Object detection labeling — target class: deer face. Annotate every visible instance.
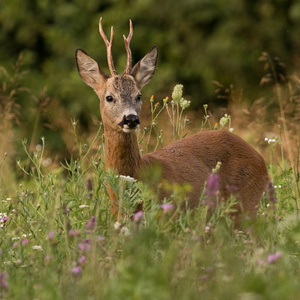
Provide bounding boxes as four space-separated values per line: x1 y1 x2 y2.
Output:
99 75 142 133
76 18 158 134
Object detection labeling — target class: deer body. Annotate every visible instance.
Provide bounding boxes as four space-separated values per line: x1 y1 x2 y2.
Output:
76 18 270 217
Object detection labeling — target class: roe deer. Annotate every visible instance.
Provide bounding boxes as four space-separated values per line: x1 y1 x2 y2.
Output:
76 18 272 219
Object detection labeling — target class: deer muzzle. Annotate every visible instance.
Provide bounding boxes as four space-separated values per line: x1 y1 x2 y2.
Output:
118 114 140 133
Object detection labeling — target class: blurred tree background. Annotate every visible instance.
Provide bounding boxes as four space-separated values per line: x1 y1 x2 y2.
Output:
1 0 300 160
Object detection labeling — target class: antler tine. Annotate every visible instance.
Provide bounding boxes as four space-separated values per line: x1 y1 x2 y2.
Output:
123 19 133 75
99 17 117 76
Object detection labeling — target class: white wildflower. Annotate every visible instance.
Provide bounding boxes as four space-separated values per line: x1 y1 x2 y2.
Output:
79 205 89 209
179 98 191 109
114 222 122 230
219 114 231 127
118 175 137 183
121 226 131 236
32 245 43 251
35 144 42 152
172 84 184 104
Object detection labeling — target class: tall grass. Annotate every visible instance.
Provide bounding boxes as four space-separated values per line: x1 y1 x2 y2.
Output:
0 55 300 299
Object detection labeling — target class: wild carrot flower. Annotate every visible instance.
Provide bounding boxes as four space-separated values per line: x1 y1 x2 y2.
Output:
79 204 89 209
114 222 122 230
32 245 43 251
118 175 137 182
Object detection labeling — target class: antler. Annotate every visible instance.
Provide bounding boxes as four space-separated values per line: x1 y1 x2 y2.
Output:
99 17 118 76
123 20 133 75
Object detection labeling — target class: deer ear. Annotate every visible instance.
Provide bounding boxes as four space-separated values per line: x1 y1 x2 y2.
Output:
131 46 158 90
76 49 109 89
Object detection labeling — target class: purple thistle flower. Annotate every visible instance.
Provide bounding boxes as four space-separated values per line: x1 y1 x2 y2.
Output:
13 242 18 248
258 260 265 266
205 173 219 197
69 229 78 237
78 243 85 251
47 231 55 240
133 210 143 222
72 266 82 274
0 272 8 291
22 239 29 246
97 236 105 242
267 252 281 263
160 204 174 213
78 256 86 265
78 239 91 251
86 216 96 230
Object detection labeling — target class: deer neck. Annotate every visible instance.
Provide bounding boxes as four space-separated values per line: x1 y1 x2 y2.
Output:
104 127 142 178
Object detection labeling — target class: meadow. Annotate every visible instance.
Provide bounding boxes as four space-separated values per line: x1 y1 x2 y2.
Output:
0 55 300 300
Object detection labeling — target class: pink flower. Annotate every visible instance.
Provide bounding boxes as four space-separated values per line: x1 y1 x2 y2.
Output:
78 256 86 265
133 211 143 222
78 239 91 251
160 204 174 213
0 272 8 291
85 216 96 230
69 229 78 237
267 252 281 263
78 243 85 251
22 239 29 246
97 236 105 242
47 231 55 240
205 173 219 197
258 260 265 266
72 266 82 274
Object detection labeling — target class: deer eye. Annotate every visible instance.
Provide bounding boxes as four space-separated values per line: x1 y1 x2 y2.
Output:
136 94 142 102
106 96 113 102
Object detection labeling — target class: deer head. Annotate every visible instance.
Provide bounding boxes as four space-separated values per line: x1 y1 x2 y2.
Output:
76 18 158 133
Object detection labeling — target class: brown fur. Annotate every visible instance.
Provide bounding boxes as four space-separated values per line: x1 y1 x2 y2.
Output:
76 18 270 219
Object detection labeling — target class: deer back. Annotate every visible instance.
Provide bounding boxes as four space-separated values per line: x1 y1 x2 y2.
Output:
141 130 269 215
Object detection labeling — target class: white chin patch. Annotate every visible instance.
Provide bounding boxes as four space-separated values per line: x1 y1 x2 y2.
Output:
122 124 140 133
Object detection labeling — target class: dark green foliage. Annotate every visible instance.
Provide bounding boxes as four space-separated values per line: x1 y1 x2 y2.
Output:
1 0 300 112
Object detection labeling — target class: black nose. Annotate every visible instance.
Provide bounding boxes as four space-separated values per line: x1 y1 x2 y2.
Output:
120 114 140 129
